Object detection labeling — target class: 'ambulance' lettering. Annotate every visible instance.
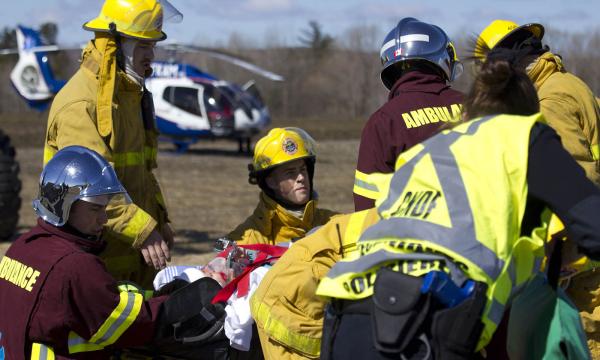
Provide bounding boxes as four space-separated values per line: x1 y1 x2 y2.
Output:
0 256 41 292
402 104 463 129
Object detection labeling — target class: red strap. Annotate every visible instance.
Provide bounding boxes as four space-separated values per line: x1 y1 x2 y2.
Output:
235 253 268 297
215 244 288 258
212 256 272 303
238 244 288 257
211 244 289 304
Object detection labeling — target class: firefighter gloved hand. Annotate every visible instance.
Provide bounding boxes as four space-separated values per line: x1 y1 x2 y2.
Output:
141 229 171 270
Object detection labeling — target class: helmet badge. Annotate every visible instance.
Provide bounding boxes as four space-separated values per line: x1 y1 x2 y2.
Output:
282 138 298 155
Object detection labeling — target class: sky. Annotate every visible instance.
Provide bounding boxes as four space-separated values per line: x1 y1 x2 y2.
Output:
0 0 598 49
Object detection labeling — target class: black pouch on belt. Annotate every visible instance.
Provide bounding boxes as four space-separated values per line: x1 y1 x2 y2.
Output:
371 267 431 353
430 281 488 360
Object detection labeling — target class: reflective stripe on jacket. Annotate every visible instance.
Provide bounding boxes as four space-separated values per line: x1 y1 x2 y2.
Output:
30 343 54 360
318 114 549 350
228 191 337 245
45 40 169 286
250 209 380 358
352 170 392 202
0 221 163 359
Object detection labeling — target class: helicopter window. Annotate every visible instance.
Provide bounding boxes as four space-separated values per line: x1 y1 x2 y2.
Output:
163 86 202 116
203 85 233 114
243 82 265 108
217 85 253 118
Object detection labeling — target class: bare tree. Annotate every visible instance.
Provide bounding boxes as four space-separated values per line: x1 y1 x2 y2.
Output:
39 22 58 45
0 27 16 50
336 25 385 119
298 21 334 56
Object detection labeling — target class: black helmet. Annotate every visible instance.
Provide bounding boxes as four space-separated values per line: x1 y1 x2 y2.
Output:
380 17 463 90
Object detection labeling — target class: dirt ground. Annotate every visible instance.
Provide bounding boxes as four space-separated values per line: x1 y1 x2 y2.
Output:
0 135 359 266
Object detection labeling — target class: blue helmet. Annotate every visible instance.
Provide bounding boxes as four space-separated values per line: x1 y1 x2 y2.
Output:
380 18 463 90
33 146 129 226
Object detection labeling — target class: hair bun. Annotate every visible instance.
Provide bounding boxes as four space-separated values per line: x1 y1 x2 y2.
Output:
478 59 513 95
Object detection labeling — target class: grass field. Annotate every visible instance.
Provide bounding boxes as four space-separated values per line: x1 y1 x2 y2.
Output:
0 112 363 266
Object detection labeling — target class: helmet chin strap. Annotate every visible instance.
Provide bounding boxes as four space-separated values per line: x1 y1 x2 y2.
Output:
108 23 125 71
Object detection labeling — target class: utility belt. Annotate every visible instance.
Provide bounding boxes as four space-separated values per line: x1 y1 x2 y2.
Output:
321 267 488 360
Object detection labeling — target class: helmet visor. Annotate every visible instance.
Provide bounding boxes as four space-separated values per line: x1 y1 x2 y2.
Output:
160 0 183 23
81 193 132 207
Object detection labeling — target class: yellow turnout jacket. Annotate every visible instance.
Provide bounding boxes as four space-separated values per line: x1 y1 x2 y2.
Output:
228 192 337 245
529 52 600 186
250 209 380 359
45 39 169 287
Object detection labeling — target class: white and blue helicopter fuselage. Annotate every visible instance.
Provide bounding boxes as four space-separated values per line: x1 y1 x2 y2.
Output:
4 26 274 153
147 61 271 151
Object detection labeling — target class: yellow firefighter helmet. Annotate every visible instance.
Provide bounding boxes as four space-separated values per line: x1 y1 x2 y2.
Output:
250 127 316 180
474 19 544 60
83 0 182 41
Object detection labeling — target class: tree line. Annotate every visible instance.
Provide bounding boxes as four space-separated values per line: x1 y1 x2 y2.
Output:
0 22 599 138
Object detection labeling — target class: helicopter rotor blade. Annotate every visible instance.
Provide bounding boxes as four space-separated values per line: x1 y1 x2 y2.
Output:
164 44 284 82
0 48 18 55
0 45 82 55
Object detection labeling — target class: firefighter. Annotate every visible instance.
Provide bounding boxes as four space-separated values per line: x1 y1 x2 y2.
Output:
227 127 337 245
353 17 464 211
475 20 600 356
0 146 168 359
315 53 600 359
474 19 600 186
44 0 183 288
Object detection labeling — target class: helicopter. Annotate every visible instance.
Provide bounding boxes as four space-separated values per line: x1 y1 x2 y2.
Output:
1 25 284 153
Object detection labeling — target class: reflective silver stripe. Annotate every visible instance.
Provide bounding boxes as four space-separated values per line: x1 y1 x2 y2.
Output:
39 344 48 360
380 39 396 57
68 293 137 348
488 298 505 326
368 116 504 279
400 34 429 43
378 116 490 214
40 344 48 359
32 343 54 360
505 261 525 300
327 249 447 278
354 177 378 192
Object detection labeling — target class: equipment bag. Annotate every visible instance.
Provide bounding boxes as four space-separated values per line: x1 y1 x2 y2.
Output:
507 240 591 359
152 277 230 360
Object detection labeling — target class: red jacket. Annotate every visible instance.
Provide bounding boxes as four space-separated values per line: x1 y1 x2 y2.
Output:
0 219 165 359
354 70 464 211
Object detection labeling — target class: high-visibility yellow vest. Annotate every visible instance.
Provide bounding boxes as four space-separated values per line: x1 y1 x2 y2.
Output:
546 215 600 282
317 113 549 350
